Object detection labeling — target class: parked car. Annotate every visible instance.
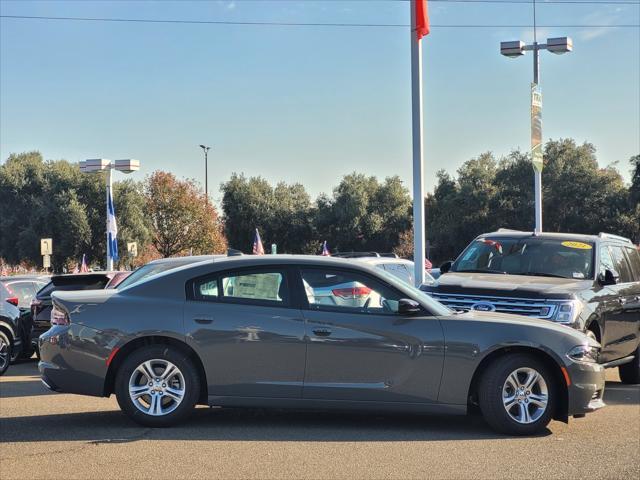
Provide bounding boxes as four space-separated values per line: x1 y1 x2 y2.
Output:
1 275 50 359
40 254 605 435
29 272 127 355
116 255 221 290
0 282 23 374
332 252 435 285
421 230 640 384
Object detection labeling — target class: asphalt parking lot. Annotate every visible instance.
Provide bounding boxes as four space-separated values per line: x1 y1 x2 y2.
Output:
1 361 638 480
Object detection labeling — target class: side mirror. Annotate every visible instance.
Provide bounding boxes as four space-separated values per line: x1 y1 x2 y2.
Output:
598 269 619 286
398 298 422 315
440 261 453 274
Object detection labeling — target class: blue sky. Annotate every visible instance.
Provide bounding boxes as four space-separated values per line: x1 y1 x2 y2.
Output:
1 0 639 203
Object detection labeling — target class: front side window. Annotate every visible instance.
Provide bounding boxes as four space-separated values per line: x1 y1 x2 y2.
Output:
599 246 615 276
301 268 403 315
609 246 634 283
453 237 595 280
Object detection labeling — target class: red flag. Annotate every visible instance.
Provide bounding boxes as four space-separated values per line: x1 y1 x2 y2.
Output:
415 0 430 40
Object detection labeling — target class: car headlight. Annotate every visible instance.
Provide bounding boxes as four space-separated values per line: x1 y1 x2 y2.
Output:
567 344 599 363
552 300 582 324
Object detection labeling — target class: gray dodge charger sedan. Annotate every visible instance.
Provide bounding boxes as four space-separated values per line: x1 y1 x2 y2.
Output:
39 254 605 435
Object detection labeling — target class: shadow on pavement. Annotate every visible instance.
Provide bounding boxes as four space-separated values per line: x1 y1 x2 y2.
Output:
0 379 54 398
604 381 640 406
0 407 548 444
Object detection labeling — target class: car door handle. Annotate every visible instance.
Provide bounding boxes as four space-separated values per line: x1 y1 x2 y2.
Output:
194 317 214 325
312 328 332 337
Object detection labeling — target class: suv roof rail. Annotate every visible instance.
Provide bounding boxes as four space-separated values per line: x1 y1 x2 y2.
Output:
332 252 381 258
227 248 244 257
598 232 632 244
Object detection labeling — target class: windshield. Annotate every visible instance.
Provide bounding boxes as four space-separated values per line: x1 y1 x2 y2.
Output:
452 237 595 280
375 267 452 316
117 259 198 289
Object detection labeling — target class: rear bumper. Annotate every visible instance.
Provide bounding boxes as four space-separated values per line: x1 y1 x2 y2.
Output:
38 324 115 397
566 360 606 416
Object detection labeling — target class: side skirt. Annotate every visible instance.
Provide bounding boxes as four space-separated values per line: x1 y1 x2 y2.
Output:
207 396 468 415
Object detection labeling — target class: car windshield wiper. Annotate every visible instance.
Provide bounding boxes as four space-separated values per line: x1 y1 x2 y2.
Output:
455 269 507 274
516 271 568 279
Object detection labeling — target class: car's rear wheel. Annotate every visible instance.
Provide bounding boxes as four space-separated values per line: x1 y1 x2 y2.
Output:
478 353 556 435
0 332 11 376
618 346 640 385
114 345 200 427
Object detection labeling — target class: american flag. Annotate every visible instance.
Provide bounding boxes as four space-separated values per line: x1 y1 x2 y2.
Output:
252 228 265 255
80 254 89 272
321 241 330 256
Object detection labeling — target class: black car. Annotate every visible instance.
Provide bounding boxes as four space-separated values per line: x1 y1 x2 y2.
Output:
0 282 23 374
30 272 123 354
421 230 640 384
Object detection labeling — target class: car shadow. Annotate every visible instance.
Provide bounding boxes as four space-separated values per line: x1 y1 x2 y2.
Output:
0 379 55 398
604 381 640 406
0 406 552 444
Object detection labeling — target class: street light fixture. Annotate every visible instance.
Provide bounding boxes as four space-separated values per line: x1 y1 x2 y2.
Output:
499 35 572 233
80 158 141 270
199 144 211 200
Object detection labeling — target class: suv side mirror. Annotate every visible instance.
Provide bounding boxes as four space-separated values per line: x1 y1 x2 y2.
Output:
440 261 453 274
398 298 422 315
598 269 619 286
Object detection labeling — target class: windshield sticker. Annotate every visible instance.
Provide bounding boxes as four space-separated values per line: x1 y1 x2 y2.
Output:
479 238 503 254
572 272 585 279
561 241 592 250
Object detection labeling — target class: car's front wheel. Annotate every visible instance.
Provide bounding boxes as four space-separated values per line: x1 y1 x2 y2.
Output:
0 331 11 376
618 346 640 385
478 353 556 435
114 345 200 427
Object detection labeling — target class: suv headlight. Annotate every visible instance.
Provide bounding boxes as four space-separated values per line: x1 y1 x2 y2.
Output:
567 344 599 363
552 300 582 324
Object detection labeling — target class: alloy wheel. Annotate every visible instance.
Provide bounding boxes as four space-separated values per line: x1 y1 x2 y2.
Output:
502 367 549 424
0 337 9 371
128 359 186 416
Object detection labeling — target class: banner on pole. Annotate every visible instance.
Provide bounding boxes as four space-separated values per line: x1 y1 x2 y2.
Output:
531 83 543 173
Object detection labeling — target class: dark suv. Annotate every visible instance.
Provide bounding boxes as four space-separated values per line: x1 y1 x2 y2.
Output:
421 230 640 384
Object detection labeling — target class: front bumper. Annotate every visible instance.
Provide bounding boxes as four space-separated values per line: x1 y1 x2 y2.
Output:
565 360 606 416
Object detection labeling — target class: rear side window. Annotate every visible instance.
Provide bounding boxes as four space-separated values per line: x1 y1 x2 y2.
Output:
609 246 634 283
623 247 640 281
192 269 289 306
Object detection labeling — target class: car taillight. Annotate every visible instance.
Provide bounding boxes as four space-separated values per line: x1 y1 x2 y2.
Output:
50 305 70 326
332 286 372 298
6 297 19 307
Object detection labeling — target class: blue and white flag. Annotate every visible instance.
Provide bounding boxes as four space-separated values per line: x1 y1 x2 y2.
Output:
107 188 119 262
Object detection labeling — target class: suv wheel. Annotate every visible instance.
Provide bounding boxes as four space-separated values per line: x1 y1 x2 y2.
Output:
618 346 640 384
0 331 11 376
478 353 556 435
114 345 200 427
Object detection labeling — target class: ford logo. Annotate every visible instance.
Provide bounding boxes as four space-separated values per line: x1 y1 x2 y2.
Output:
471 302 496 312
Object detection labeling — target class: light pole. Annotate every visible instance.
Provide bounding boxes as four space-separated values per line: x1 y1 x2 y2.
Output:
500 35 572 233
199 144 211 200
79 159 140 270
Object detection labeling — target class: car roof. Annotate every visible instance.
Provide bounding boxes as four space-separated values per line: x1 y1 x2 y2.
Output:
480 230 632 244
146 255 223 265
1 275 50 282
352 257 413 265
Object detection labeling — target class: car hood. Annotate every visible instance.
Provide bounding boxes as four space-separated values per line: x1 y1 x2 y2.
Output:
429 272 592 299
448 310 595 345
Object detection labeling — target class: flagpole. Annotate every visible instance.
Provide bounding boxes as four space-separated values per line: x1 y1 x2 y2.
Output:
411 0 426 287
106 166 113 271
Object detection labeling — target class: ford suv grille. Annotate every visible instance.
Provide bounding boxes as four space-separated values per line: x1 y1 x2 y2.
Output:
428 292 557 319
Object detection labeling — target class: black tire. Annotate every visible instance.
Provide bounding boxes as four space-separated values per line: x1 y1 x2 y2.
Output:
618 346 640 385
478 353 556 436
0 331 11 376
114 344 200 427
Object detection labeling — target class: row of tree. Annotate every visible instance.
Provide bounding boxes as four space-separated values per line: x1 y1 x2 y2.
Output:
1 139 638 271
0 152 226 271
